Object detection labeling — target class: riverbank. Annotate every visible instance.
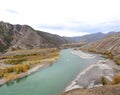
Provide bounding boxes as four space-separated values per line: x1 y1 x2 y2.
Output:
0 48 60 86
63 84 120 95
0 62 50 86
65 50 120 92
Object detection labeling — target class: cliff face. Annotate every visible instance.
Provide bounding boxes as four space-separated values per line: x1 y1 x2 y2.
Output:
0 21 72 52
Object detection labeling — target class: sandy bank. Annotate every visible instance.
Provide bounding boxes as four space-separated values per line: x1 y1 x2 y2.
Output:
65 60 115 91
71 50 95 59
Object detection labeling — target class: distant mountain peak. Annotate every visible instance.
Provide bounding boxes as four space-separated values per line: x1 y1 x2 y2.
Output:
71 32 106 43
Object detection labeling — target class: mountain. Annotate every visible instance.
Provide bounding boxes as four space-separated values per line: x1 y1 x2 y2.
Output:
0 21 72 52
71 32 106 42
81 32 120 64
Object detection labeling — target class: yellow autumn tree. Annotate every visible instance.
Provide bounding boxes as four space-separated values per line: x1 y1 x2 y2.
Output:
0 69 3 78
5 73 15 81
22 65 28 72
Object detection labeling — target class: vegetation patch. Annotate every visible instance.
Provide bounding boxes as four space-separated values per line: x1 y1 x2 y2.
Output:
0 48 60 81
5 58 27 65
0 64 30 80
110 74 120 85
114 57 120 65
101 76 107 85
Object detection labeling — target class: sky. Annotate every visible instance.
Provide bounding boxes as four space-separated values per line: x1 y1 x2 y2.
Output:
0 0 120 37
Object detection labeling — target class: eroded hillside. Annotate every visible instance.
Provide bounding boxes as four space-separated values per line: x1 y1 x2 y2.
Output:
0 21 72 52
81 32 120 65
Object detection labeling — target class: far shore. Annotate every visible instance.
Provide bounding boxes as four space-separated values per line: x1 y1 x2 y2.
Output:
71 50 96 59
65 50 120 92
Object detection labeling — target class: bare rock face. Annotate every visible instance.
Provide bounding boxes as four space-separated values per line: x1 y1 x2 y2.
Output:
0 21 72 52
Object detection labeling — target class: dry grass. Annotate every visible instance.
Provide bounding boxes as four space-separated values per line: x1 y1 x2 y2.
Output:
110 74 120 85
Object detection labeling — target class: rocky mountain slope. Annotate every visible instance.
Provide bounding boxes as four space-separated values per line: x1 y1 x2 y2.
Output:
81 32 120 64
0 21 72 52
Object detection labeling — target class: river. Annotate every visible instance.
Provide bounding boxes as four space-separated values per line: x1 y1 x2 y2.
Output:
0 49 103 95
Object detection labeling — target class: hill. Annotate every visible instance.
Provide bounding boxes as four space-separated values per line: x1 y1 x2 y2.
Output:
81 32 120 64
71 32 106 42
0 21 72 52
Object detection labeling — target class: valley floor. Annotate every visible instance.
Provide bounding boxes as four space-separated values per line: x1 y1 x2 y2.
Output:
0 48 60 86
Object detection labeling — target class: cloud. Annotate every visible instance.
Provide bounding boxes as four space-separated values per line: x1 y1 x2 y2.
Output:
36 19 120 37
39 28 89 37
38 25 65 30
6 9 18 14
68 19 120 34
0 0 120 36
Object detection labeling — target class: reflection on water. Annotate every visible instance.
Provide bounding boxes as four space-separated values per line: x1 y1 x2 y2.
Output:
16 76 28 84
6 76 28 87
0 84 4 87
6 81 15 87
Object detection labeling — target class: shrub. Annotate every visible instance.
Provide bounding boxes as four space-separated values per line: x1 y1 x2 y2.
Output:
5 73 15 81
5 58 27 65
114 59 120 65
14 65 21 74
0 69 4 78
101 76 107 85
104 51 113 59
14 64 30 74
22 65 28 72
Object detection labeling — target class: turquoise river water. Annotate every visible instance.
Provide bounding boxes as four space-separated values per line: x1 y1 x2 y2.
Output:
0 49 103 95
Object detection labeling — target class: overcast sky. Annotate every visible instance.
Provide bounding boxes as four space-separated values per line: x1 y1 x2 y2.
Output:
0 0 120 37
